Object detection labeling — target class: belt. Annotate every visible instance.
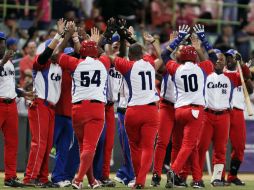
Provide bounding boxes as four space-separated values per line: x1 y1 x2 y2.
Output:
106 101 114 106
190 104 202 108
161 99 174 106
73 100 103 105
147 102 156 106
205 108 230 115
233 107 243 111
117 107 126 114
0 98 14 104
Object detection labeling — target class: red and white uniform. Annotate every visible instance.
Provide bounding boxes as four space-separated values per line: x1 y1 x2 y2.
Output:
198 72 241 180
225 69 246 181
57 53 110 184
153 72 176 176
0 60 19 181
165 60 213 181
24 58 62 184
114 55 159 186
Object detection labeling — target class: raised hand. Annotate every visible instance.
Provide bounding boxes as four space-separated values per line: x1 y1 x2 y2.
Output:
104 18 117 42
57 18 66 35
178 24 190 40
66 21 76 36
169 31 178 43
128 26 136 39
193 24 206 41
143 32 155 43
90 27 100 44
190 33 201 50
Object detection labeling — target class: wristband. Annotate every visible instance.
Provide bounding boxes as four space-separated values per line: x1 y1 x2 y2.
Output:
73 36 79 43
53 33 62 41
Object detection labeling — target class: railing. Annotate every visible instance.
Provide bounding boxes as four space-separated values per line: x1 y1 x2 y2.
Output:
173 0 250 33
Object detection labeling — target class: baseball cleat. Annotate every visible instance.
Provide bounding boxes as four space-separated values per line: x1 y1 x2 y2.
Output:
72 180 83 189
100 178 116 187
150 172 161 187
211 179 224 187
192 180 205 188
228 177 245 186
4 177 25 188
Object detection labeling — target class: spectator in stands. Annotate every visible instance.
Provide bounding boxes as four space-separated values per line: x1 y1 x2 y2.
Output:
235 20 251 62
34 0 51 30
6 37 23 59
214 24 235 51
19 41 37 87
150 0 172 27
0 13 17 37
223 0 238 21
175 4 194 28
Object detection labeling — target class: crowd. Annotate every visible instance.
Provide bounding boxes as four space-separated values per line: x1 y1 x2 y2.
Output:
0 0 254 190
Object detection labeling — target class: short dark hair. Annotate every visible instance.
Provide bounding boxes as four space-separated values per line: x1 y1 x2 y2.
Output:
128 43 143 61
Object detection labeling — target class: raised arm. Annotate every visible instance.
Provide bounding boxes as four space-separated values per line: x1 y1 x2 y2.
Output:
161 25 190 63
190 33 206 61
37 19 65 65
51 21 76 63
143 32 163 71
193 24 217 65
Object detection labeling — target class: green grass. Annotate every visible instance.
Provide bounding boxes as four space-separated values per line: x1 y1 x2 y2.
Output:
0 174 254 189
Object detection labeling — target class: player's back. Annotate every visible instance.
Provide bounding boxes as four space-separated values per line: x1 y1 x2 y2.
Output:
174 62 205 108
127 59 159 106
72 56 108 103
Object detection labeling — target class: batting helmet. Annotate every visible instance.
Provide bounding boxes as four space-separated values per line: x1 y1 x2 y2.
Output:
178 45 197 62
80 40 98 57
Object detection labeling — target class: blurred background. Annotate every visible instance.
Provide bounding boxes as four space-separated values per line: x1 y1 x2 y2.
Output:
0 0 254 174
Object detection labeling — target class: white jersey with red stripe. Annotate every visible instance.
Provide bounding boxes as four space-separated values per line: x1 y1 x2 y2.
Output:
0 60 16 99
205 72 237 110
107 65 123 102
33 63 62 105
160 73 176 103
114 55 159 106
165 60 214 108
57 54 111 103
224 70 245 110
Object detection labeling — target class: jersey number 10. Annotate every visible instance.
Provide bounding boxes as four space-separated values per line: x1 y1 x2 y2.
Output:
181 74 198 92
138 71 152 90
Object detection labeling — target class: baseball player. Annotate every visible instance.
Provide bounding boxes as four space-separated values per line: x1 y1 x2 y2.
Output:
114 80 135 187
197 51 250 186
224 49 253 185
151 31 177 187
108 30 161 188
161 25 214 188
52 23 111 189
0 32 34 188
93 34 122 187
23 21 64 187
51 47 80 187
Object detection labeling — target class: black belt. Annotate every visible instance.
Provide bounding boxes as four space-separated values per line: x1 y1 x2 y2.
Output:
233 107 243 111
161 99 174 106
0 98 14 104
117 107 126 114
205 108 230 115
190 104 202 108
73 100 103 105
147 102 156 106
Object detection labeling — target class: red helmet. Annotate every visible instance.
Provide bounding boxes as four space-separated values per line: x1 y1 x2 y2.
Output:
178 45 197 62
80 40 98 57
